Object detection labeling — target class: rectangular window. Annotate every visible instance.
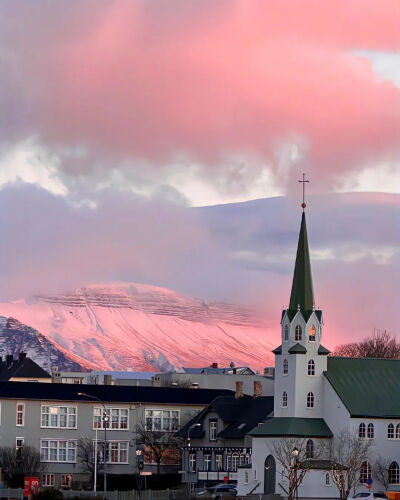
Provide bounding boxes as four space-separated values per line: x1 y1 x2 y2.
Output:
61 474 73 489
189 453 196 472
209 419 217 441
204 454 211 471
108 441 129 463
93 408 129 430
244 471 249 484
42 474 55 487
40 440 77 463
16 437 24 460
41 406 77 428
215 454 223 470
16 403 25 426
145 409 179 432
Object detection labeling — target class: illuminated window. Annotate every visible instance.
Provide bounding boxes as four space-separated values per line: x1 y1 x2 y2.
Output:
306 439 314 459
388 423 395 439
389 462 400 484
95 408 129 430
282 392 288 408
295 325 302 341
41 406 77 429
309 325 316 341
283 359 288 375
308 360 315 376
307 392 314 408
359 423 366 438
367 423 374 439
284 325 289 341
42 474 55 487
360 461 371 483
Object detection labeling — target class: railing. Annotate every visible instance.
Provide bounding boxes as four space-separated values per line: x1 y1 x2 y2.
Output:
197 470 238 481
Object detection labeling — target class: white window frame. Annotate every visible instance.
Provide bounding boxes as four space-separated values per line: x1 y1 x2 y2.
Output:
306 392 314 408
16 437 24 450
209 419 218 441
144 409 178 432
367 423 374 439
359 460 371 483
215 454 223 470
232 452 239 472
307 359 315 376
396 424 400 440
284 325 289 341
61 474 73 489
189 453 196 472
41 405 77 429
388 423 395 439
204 454 211 471
16 402 25 426
282 392 288 408
295 325 302 341
389 461 400 484
42 474 55 487
359 423 366 438
94 407 129 431
40 439 77 463
107 441 129 464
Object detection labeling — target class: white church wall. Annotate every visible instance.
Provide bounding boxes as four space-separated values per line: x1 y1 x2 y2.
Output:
323 378 351 436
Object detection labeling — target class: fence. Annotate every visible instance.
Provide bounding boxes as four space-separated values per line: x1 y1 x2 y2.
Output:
0 488 190 500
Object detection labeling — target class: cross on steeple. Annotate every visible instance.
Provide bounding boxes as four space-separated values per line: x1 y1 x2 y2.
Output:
298 173 309 211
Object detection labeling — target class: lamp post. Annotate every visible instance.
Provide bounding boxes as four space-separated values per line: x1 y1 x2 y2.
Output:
292 447 299 500
187 423 201 494
78 392 109 498
136 449 143 496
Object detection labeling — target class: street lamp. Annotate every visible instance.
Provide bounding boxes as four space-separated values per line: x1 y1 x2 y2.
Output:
78 392 109 497
292 447 300 500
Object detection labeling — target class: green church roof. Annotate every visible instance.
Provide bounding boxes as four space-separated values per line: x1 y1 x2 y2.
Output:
288 343 307 354
251 417 333 437
289 212 315 314
325 357 400 417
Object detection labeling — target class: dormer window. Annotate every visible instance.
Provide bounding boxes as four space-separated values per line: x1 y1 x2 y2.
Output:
309 325 316 342
284 325 289 341
295 325 302 341
283 359 288 375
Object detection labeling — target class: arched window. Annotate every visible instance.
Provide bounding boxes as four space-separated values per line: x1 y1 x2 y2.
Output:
307 391 314 408
306 439 314 459
396 424 400 439
325 473 330 486
309 325 316 341
283 359 288 375
282 392 288 408
308 360 315 376
284 325 289 341
389 462 400 484
360 461 371 483
367 423 374 439
359 423 366 438
388 423 395 439
295 325 302 341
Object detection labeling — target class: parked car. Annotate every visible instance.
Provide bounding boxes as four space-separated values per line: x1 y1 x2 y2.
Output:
348 493 388 499
195 484 237 499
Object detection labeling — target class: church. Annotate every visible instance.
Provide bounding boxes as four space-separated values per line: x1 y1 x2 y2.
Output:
236 194 400 499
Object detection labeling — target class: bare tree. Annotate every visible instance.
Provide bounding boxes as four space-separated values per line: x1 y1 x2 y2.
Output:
373 456 392 490
77 437 104 487
272 438 320 500
327 431 373 500
0 446 46 487
135 420 182 475
334 329 400 359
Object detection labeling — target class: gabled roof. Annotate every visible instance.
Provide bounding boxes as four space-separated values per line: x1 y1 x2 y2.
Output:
282 308 322 324
289 212 314 313
0 357 51 381
318 345 331 355
272 345 282 355
288 343 307 354
251 417 333 438
0 381 232 405
175 395 274 439
325 357 400 418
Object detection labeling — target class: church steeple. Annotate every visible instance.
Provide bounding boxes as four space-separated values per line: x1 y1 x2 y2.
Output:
288 211 314 313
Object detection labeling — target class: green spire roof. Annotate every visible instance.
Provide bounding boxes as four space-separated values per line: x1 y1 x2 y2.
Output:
289 212 315 312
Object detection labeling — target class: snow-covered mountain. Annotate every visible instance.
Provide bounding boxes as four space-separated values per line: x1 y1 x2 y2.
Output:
0 283 275 372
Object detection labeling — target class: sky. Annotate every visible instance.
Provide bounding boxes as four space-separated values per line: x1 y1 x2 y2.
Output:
0 0 399 347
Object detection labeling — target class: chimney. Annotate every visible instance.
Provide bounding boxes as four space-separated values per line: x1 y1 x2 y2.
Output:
211 363 218 369
103 374 112 385
253 381 262 398
6 354 13 366
235 381 244 399
19 352 27 362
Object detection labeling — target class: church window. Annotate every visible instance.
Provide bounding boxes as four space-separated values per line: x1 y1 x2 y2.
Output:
309 325 316 341
388 423 395 439
282 392 288 408
306 392 314 408
295 325 302 341
283 359 288 375
396 424 400 439
284 325 289 341
359 461 371 483
359 423 366 438
307 360 315 376
325 473 330 486
389 462 400 484
367 423 374 439
306 439 314 459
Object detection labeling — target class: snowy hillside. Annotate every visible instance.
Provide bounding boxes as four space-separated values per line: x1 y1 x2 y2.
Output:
0 283 275 372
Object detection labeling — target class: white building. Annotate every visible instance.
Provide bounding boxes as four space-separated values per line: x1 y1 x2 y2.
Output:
237 207 400 499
